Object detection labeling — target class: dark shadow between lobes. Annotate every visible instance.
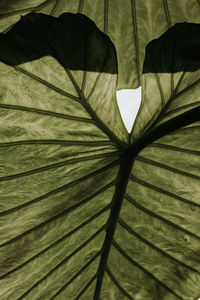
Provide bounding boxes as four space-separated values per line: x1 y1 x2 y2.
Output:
143 22 200 74
0 13 199 76
0 12 118 74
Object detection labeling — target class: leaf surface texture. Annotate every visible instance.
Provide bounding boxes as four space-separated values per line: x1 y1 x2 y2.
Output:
0 0 200 89
0 6 200 300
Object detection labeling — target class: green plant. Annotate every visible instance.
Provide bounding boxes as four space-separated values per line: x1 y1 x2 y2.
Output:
0 1 200 299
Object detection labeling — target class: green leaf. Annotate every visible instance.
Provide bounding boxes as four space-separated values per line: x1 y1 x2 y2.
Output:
0 10 200 300
0 0 200 89
131 22 200 141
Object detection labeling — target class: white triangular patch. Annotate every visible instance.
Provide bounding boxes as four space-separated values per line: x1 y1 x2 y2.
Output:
116 87 141 133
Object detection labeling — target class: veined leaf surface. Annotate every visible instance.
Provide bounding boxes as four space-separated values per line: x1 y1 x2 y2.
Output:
0 10 200 300
131 22 200 141
0 0 200 89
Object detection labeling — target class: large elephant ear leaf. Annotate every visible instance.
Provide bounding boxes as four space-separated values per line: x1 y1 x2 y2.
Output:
0 5 200 300
0 13 126 299
0 0 200 89
108 22 200 299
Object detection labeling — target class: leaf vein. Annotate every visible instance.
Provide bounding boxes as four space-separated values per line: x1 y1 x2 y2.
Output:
0 140 114 147
112 240 183 300
171 78 200 102
0 103 94 123
0 204 111 249
50 0 60 15
125 193 200 240
14 66 80 102
136 155 200 179
49 251 101 300
150 143 200 156
0 224 106 279
20 250 101 299
0 163 118 217
78 0 84 13
106 267 134 299
163 101 200 117
162 0 172 27
131 0 140 84
118 218 200 275
74 274 97 300
130 174 200 208
104 0 108 34
0 151 119 183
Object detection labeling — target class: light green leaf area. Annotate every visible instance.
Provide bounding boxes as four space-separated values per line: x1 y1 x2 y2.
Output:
0 12 123 300
0 8 200 300
0 0 200 89
108 123 200 299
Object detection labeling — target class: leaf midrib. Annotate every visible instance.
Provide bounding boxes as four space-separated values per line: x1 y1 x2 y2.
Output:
93 104 200 298
94 150 136 299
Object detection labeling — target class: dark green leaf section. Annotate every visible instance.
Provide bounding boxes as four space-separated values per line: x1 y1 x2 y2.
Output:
1 0 200 89
131 22 200 141
0 12 117 73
